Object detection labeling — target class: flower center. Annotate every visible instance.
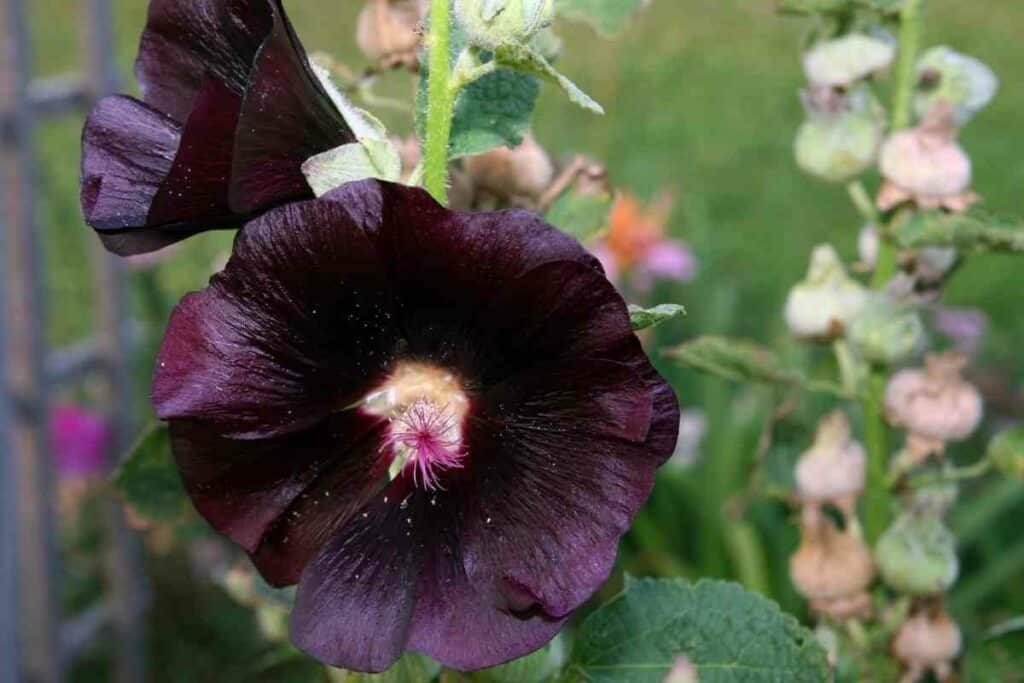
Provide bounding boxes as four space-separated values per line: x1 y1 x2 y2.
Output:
362 362 469 490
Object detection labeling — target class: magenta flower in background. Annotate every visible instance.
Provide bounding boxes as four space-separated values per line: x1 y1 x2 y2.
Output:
153 180 679 672
50 405 111 479
81 0 358 255
934 306 989 357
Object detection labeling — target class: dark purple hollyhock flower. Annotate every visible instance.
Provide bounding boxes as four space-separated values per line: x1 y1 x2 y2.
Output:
153 180 679 672
81 0 356 256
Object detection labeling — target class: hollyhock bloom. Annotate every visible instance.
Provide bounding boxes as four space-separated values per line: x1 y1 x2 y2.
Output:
81 0 364 255
153 180 678 672
50 404 111 479
592 192 697 293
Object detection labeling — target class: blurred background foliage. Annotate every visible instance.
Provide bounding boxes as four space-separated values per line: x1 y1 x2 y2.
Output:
25 0 1023 680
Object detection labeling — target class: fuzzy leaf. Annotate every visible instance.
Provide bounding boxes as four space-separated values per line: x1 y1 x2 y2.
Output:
544 189 613 242
112 424 187 524
896 212 1024 254
988 427 1024 481
567 578 830 683
495 42 604 114
555 0 645 36
667 336 849 397
302 139 402 197
327 654 442 683
629 304 687 331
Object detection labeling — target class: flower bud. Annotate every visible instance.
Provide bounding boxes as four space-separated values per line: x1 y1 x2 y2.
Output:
892 609 961 683
663 657 697 683
875 511 958 596
885 353 983 459
785 245 868 341
464 133 555 205
795 87 885 184
858 224 880 269
877 103 978 212
790 515 875 605
795 411 866 514
915 46 999 126
455 0 555 48
848 295 928 366
987 427 1024 481
356 0 427 63
803 33 895 88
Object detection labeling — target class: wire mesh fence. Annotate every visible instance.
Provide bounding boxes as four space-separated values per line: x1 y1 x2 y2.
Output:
1 0 148 680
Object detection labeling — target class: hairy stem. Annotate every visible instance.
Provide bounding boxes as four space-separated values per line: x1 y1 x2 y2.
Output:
862 370 891 543
423 0 454 203
891 0 926 131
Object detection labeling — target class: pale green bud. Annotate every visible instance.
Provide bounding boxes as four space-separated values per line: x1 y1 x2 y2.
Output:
803 33 895 88
915 46 999 126
848 296 928 365
455 0 556 48
795 86 885 183
785 245 868 340
876 511 958 596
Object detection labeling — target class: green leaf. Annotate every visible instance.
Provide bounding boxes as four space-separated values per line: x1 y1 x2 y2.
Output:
667 336 850 398
326 654 442 682
567 578 831 683
468 636 566 682
302 139 402 196
544 188 613 242
112 424 187 524
629 304 687 331
555 0 645 36
988 427 1024 481
495 42 604 114
452 67 542 158
896 212 1024 254
775 0 853 15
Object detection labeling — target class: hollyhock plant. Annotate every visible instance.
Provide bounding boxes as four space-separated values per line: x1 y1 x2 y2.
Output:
80 0 370 255
591 192 697 293
153 180 678 671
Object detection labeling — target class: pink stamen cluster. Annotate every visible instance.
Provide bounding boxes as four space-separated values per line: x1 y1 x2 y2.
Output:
385 398 465 490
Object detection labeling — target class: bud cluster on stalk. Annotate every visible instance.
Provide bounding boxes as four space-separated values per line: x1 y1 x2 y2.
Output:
778 12 1004 681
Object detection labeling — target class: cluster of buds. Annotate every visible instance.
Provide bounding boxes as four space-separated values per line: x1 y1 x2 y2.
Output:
355 0 428 68
789 413 875 621
885 352 983 464
794 32 893 184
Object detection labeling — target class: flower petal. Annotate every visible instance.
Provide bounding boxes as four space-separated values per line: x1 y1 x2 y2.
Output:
135 0 274 121
228 5 356 214
152 197 402 438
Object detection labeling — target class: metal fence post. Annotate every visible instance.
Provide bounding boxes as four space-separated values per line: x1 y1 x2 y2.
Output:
1 0 63 680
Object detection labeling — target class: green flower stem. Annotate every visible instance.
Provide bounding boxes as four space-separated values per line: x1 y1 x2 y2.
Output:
860 0 928 544
862 369 891 544
423 0 455 203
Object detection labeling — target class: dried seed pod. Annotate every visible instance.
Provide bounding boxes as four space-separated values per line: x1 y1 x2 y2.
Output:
464 133 555 206
790 514 875 610
877 103 978 212
795 411 866 517
885 353 983 460
356 0 427 64
892 608 961 683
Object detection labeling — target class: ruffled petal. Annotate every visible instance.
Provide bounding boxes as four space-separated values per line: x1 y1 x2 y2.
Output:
135 0 275 121
228 5 356 213
152 197 402 438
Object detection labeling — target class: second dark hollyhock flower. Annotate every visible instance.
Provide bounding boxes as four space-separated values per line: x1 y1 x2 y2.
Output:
81 0 358 255
154 180 679 672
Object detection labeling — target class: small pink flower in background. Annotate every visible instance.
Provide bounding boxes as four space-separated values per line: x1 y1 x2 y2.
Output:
50 404 111 479
594 192 697 293
934 306 988 357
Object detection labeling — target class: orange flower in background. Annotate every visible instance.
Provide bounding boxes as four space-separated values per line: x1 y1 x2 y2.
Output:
593 191 697 292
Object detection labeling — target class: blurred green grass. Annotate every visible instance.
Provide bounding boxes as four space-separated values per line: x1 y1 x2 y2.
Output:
23 0 1024 679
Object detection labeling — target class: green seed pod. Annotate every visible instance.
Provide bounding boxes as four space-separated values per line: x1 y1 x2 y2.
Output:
876 512 959 596
455 0 555 48
848 296 928 365
784 244 868 341
988 427 1024 481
